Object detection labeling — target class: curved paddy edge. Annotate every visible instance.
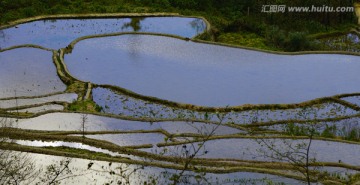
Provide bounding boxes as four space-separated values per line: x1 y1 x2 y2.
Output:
0 44 53 52
66 29 360 57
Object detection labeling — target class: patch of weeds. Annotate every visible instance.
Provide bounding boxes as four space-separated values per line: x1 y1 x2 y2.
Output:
217 32 277 51
283 123 320 136
44 146 113 158
67 100 103 112
320 125 337 138
66 81 86 94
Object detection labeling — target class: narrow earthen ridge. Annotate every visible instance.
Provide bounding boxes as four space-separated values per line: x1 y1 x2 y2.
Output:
0 44 52 52
67 32 189 50
52 51 72 85
59 49 72 78
84 82 92 100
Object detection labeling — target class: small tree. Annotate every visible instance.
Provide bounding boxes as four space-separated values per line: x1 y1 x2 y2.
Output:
0 117 39 184
257 135 316 185
256 108 323 185
0 150 39 184
90 112 226 185
80 114 88 138
166 112 226 185
86 162 152 185
1 116 75 184
285 32 311 52
39 158 74 185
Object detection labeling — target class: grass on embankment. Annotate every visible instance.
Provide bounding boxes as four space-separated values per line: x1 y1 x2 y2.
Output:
217 32 279 51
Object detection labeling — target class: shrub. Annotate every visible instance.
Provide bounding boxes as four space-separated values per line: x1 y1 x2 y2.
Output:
338 121 360 141
321 125 337 138
284 31 311 52
169 0 197 10
227 16 266 36
22 7 36 17
265 26 286 48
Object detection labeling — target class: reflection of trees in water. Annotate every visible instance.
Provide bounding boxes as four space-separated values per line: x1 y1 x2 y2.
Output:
121 18 145 61
0 30 4 39
122 18 145 31
127 35 141 62
0 30 4 49
189 19 206 34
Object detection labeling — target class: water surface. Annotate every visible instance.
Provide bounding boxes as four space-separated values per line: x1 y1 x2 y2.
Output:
143 139 360 166
16 140 120 156
0 17 205 49
85 133 165 147
10 104 64 113
15 113 240 135
93 88 357 125
0 48 66 98
342 96 360 107
28 152 301 185
65 35 360 106
0 93 77 108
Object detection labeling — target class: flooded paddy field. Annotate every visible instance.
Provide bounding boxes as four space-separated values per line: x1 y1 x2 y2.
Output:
93 87 359 123
1 16 360 184
10 104 65 113
14 152 303 185
0 17 205 49
13 113 241 135
65 34 360 106
142 139 360 166
0 48 66 98
0 93 77 109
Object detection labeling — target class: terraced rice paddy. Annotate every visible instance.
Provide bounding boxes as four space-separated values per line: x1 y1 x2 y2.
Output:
0 17 205 49
1 15 360 184
0 48 66 98
65 34 360 106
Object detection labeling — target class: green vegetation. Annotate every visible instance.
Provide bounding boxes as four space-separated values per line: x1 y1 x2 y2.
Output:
67 100 102 112
66 81 86 95
283 120 360 142
217 32 276 51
